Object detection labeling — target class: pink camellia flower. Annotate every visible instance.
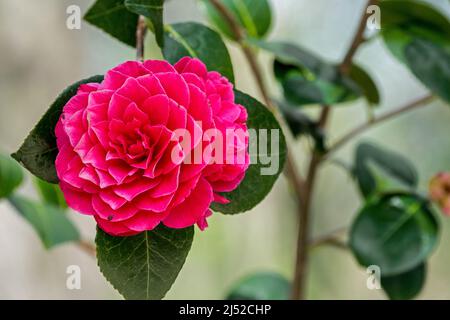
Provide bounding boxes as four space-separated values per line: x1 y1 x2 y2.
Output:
429 172 450 216
55 57 249 236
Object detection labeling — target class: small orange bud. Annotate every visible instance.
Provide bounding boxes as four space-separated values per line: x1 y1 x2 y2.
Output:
429 172 450 216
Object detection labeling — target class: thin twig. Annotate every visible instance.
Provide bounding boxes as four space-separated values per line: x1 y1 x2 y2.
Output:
241 43 275 112
309 238 347 251
77 240 96 257
290 0 378 300
308 226 348 250
339 1 374 74
136 16 147 62
291 106 330 299
208 0 245 41
325 94 435 159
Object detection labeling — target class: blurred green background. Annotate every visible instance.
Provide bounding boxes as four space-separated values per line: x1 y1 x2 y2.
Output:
0 0 449 299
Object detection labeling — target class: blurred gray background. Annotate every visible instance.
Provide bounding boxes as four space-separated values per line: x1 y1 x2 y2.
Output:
0 0 449 299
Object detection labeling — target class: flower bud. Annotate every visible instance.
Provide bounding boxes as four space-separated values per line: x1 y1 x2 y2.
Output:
429 172 450 215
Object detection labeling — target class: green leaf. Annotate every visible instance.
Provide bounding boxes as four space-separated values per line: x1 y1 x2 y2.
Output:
0 153 23 199
277 100 325 151
277 100 319 137
349 64 380 105
252 40 361 106
275 61 360 106
381 263 426 300
226 272 290 300
96 225 194 300
350 193 438 276
8 195 80 249
200 0 272 40
380 0 450 102
33 177 67 209
163 22 235 83
12 75 104 184
354 142 418 198
84 0 139 47
251 40 322 67
380 0 450 38
404 38 450 103
211 90 287 214
124 0 164 48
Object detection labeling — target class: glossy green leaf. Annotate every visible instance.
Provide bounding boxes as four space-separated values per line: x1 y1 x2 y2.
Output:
251 40 322 68
8 195 79 249
350 193 438 276
380 0 450 102
12 75 104 184
404 38 450 102
84 0 139 47
349 64 380 105
354 142 418 198
380 0 450 38
227 272 290 300
277 100 325 151
211 90 287 214
125 0 164 48
252 40 361 106
276 66 360 106
96 225 194 300
381 263 426 300
0 153 23 199
200 0 272 40
33 177 67 209
163 22 235 83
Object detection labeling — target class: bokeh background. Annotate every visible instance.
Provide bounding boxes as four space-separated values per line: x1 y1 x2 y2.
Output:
1 0 449 299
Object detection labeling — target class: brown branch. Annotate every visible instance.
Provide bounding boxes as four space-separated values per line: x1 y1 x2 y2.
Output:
136 16 147 62
77 240 96 257
308 226 348 250
209 0 379 300
339 0 379 74
290 0 378 300
290 106 330 299
241 44 275 112
243 48 309 204
309 237 347 251
325 94 435 159
208 0 243 40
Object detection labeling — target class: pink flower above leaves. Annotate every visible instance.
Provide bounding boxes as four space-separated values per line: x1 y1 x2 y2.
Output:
55 58 249 236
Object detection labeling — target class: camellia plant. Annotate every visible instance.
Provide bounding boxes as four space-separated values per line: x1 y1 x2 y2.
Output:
1 0 449 300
